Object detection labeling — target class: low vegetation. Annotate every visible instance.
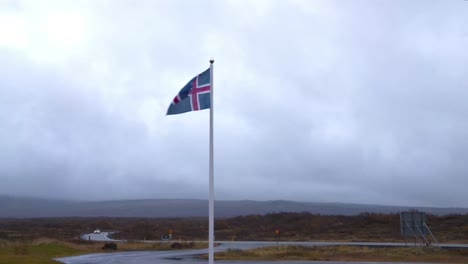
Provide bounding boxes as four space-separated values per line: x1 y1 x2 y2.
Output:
212 245 468 263
2 212 467 242
0 212 467 263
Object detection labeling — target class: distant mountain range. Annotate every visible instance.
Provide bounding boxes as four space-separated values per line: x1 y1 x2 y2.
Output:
0 195 467 218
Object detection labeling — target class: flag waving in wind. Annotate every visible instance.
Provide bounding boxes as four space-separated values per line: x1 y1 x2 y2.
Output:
167 68 211 115
166 60 215 264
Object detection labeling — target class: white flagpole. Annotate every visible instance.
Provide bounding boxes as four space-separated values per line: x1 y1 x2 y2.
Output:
208 58 215 264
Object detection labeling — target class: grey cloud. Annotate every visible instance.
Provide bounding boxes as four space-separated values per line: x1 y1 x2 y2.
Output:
0 1 467 207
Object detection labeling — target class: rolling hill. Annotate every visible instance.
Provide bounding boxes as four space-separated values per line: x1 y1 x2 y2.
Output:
0 195 466 218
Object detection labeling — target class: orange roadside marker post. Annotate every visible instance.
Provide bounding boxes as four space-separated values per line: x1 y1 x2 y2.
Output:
275 229 280 249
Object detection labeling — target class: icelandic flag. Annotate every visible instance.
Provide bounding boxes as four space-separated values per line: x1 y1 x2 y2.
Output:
167 68 211 115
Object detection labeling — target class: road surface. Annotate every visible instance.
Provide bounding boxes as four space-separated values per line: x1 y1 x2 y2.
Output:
79 233 468 249
56 240 466 264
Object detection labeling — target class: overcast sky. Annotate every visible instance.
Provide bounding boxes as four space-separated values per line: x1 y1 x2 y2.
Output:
1 0 467 207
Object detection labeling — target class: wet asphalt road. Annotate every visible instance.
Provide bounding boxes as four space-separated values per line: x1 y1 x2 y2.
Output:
55 240 456 264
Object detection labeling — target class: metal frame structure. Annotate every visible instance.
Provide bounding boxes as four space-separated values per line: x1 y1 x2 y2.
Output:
400 211 439 247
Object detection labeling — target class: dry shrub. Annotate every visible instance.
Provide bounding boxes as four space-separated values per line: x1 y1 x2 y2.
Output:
32 237 57 245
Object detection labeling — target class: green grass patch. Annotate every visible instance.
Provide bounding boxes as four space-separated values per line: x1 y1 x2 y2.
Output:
0 240 93 264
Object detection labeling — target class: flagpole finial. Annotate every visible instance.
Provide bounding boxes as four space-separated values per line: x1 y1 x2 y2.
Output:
210 58 214 64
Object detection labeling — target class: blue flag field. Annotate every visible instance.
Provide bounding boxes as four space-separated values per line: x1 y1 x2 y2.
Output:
167 68 211 115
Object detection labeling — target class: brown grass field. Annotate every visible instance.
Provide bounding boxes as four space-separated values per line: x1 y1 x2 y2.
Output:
212 245 468 263
1 212 467 242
